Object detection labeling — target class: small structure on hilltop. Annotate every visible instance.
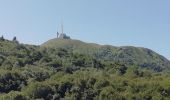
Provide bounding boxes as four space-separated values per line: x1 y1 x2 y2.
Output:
57 22 70 39
58 33 70 39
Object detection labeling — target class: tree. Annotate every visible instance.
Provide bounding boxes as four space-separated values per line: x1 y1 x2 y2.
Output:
12 36 19 43
0 35 5 41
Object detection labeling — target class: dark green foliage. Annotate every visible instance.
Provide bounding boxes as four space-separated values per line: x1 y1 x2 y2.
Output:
0 72 26 93
24 83 53 99
0 38 170 99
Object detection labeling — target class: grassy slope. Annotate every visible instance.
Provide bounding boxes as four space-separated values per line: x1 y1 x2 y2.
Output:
42 38 170 71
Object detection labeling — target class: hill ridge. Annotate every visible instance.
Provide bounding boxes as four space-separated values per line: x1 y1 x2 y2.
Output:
41 38 170 72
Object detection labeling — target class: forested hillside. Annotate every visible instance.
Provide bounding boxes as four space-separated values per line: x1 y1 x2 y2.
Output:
0 37 170 100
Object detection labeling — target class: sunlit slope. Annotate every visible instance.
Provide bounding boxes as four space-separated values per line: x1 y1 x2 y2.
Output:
41 38 170 71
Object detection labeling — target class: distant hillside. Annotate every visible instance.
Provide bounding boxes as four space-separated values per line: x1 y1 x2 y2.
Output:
42 38 170 72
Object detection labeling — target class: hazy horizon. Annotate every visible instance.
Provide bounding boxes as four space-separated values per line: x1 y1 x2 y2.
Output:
0 0 170 60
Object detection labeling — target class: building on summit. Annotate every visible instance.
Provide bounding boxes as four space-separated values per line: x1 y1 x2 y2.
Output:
57 22 70 39
58 33 70 39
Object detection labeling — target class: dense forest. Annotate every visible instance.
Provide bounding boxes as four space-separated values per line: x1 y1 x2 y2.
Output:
0 36 170 100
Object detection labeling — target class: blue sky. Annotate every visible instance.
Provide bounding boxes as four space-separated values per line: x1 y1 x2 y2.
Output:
0 0 170 59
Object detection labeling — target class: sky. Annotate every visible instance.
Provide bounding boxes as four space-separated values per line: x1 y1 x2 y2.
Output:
0 0 170 59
